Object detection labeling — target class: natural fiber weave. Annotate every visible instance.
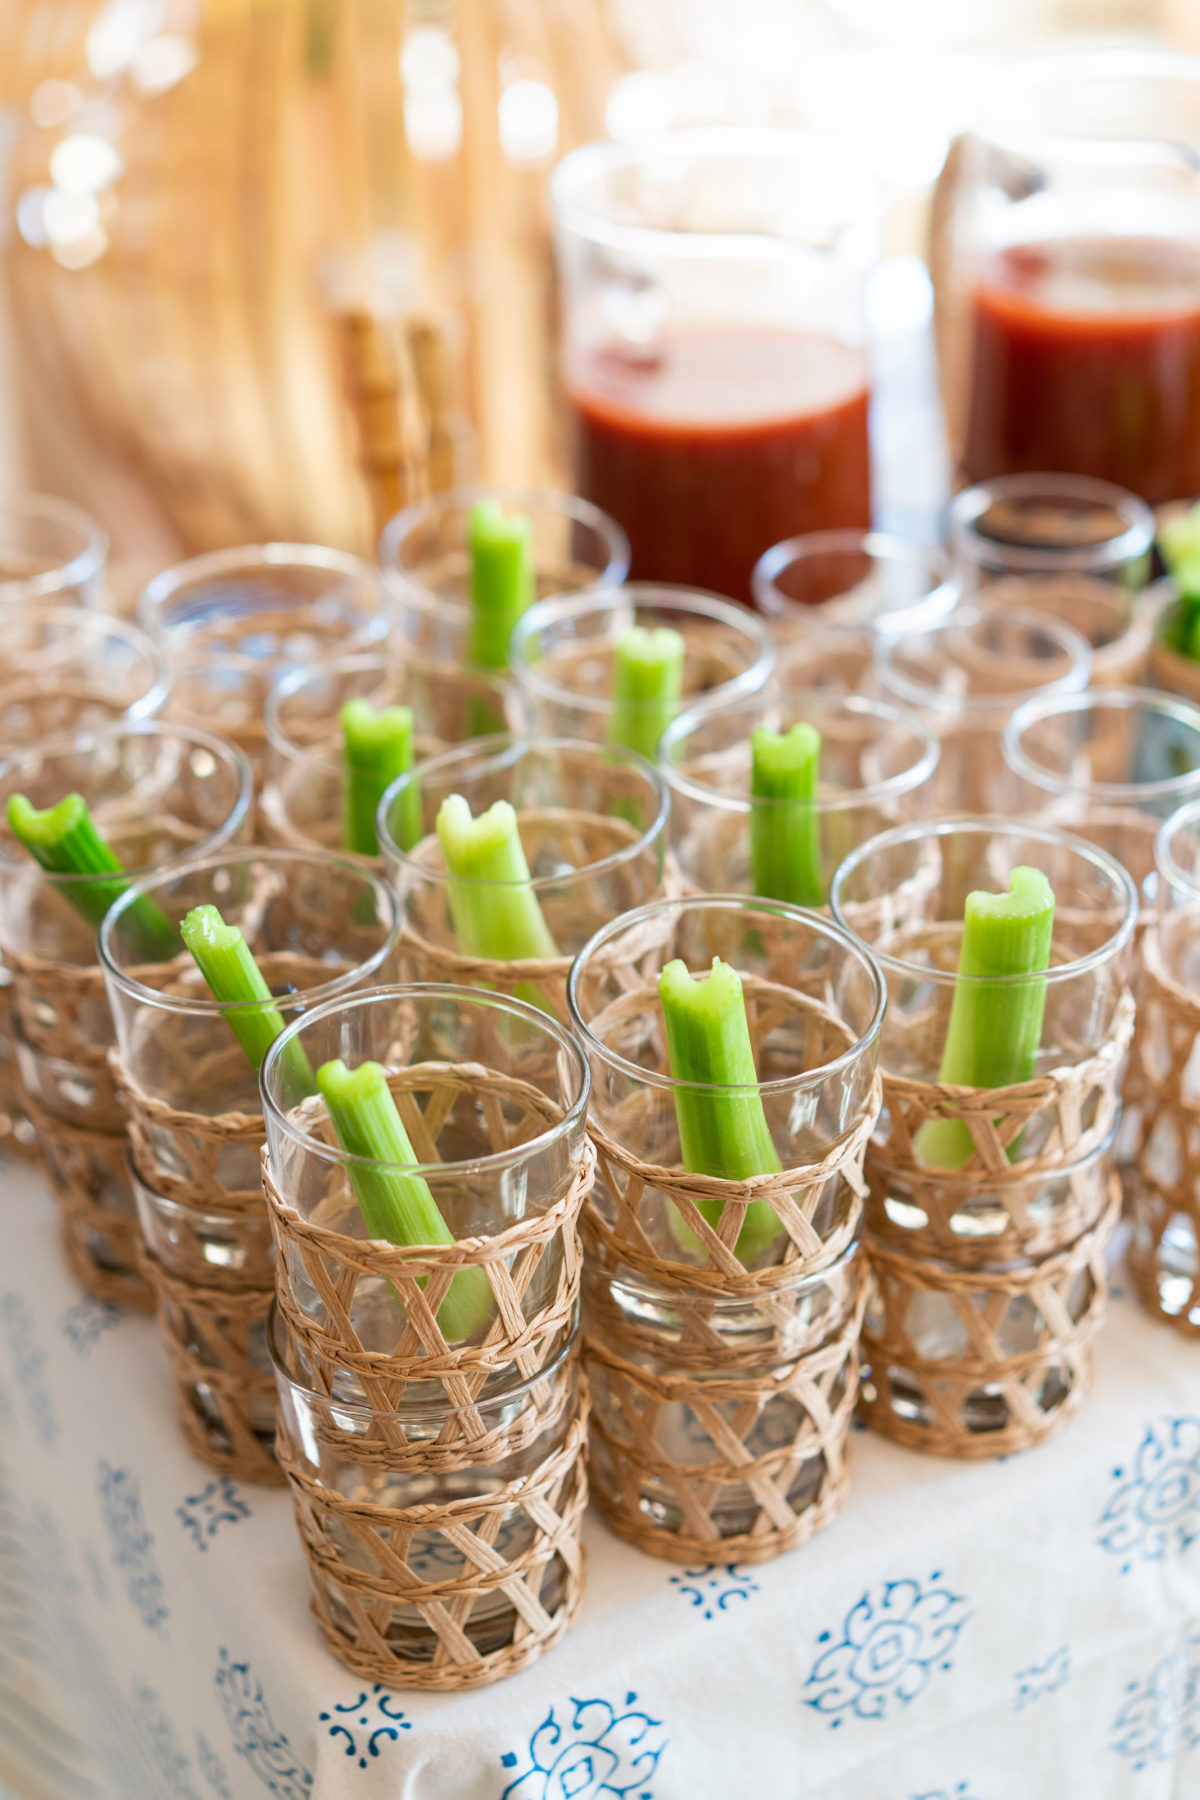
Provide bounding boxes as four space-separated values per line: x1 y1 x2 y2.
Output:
860 1179 1120 1459
583 973 880 1287
584 1281 863 1564
1127 922 1200 1333
263 1061 594 1406
114 1054 264 1214
5 949 115 1085
26 1099 151 1310
0 1031 37 1158
398 809 677 1027
137 1243 282 1484
278 1393 589 1689
875 981 1134 1181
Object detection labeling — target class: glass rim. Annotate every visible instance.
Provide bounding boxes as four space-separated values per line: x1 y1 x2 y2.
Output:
751 529 958 625
508 582 776 718
658 690 940 817
98 846 401 1013
260 981 591 1176
1155 797 1200 904
0 493 108 598
1003 686 1200 806
947 473 1156 577
550 127 882 260
974 45 1200 163
590 1231 861 1308
263 650 397 774
0 599 171 721
377 732 671 891
378 483 631 624
136 541 388 638
874 604 1092 716
267 1294 580 1425
566 892 886 1098
829 814 1139 987
0 719 254 885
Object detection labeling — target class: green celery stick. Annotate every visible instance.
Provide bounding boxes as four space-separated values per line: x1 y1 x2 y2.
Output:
317 1058 491 1341
659 956 782 1260
467 498 534 672
607 626 685 762
750 724 824 906
436 794 558 1013
7 793 176 957
341 698 418 856
915 866 1055 1171
181 904 317 1097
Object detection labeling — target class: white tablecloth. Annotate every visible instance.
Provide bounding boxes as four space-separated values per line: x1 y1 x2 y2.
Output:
2 1147 1200 1800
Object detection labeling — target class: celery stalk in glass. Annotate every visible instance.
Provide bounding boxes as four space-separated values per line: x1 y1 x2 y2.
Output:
341 698 418 856
659 956 782 1260
750 724 823 906
181 904 317 1097
7 793 176 957
915 866 1055 1171
435 794 558 1012
467 498 533 735
317 1058 491 1341
607 626 685 762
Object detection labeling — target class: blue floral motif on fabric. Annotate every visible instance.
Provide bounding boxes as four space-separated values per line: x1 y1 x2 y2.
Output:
911 1786 981 1800
500 1691 667 1799
97 1461 168 1631
216 1649 314 1798
319 1686 412 1769
178 1478 252 1551
195 1731 234 1799
667 1564 759 1620
60 1295 124 1354
130 1686 201 1799
1110 1634 1200 1770
1014 1646 1070 1709
1097 1416 1200 1573
0 1292 59 1447
803 1573 970 1727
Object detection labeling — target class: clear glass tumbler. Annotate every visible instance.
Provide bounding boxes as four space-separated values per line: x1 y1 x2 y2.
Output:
752 531 958 640
659 690 938 900
0 495 107 605
552 130 881 602
874 605 1092 812
567 894 884 1278
949 473 1156 687
260 984 591 1398
509 585 774 749
137 544 391 768
379 735 670 1022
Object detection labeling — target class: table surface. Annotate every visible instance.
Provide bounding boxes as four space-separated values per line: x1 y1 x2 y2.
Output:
2 1151 1200 1800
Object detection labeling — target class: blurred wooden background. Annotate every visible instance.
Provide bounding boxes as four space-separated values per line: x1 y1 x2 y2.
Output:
0 0 1196 571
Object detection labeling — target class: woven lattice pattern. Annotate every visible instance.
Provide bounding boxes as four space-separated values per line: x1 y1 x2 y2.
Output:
278 1397 588 1690
27 1099 150 1309
1127 924 1200 1333
860 1181 1120 1459
264 1062 593 1406
6 950 116 1081
584 1288 862 1564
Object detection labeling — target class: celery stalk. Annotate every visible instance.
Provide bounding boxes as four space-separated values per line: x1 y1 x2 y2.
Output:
467 498 532 735
341 698 418 856
317 1058 491 1341
7 793 176 957
607 626 685 762
180 904 317 1096
915 866 1055 1171
659 956 782 1259
436 795 558 1013
750 724 824 906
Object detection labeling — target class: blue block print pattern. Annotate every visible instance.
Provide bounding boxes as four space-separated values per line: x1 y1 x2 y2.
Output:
0 1292 59 1447
500 1692 668 1799
804 1574 970 1727
215 1650 313 1798
97 1462 168 1630
178 1478 251 1551
130 1686 201 1800
1097 1416 1200 1573
1111 1634 1200 1771
195 1733 233 1799
319 1686 412 1768
668 1564 759 1620
1014 1646 1070 1710
911 1787 981 1800
60 1295 123 1353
